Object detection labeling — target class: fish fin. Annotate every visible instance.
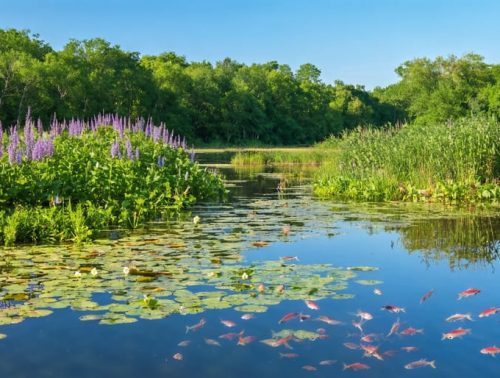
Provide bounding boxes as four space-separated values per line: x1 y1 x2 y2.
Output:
284 342 293 350
441 334 446 340
343 363 348 371
185 326 190 334
430 360 436 369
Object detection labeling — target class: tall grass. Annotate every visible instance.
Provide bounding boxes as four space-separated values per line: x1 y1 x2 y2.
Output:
231 148 334 167
313 117 500 203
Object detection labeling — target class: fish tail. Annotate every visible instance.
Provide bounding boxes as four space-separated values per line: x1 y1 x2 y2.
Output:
430 360 436 369
441 334 446 340
342 363 348 371
284 342 293 350
466 313 474 321
185 326 190 334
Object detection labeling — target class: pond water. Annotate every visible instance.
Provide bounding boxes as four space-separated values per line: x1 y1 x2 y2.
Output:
0 153 499 378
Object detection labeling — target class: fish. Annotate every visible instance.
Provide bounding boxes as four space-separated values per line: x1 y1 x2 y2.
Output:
177 340 191 347
400 327 424 336
343 342 360 350
446 313 473 322
316 315 341 325
204 338 221 347
185 318 206 334
260 337 292 349
404 359 436 369
219 331 244 340
343 362 370 371
420 289 434 303
361 334 378 343
278 312 299 324
480 346 500 356
319 360 337 365
241 313 255 320
479 307 500 318
279 352 299 358
401 346 418 352
172 353 183 361
220 319 236 327
252 241 269 247
237 335 256 346
356 310 373 321
458 288 480 300
282 225 291 236
373 288 383 296
280 256 299 262
352 319 364 333
383 350 399 357
381 304 405 313
387 318 401 337
302 365 317 371
316 328 326 334
275 284 285 294
442 328 471 340
305 300 319 310
299 313 311 322
257 284 266 293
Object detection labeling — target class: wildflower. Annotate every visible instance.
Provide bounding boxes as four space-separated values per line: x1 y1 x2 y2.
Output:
74 271 82 277
125 139 133 160
111 141 121 159
193 216 200 224
241 272 249 280
90 268 98 276
123 267 130 275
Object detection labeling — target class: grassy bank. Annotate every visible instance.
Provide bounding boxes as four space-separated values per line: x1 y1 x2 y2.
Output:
230 148 334 166
0 115 225 245
313 117 499 203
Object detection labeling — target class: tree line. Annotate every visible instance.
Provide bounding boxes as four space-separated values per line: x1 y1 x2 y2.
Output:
1 28 499 145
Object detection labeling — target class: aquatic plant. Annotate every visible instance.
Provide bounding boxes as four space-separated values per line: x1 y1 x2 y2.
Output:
0 114 225 245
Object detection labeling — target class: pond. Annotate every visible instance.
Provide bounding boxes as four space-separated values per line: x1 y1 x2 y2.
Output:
0 152 499 377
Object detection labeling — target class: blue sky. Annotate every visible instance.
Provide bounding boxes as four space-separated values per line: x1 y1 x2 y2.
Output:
1 0 499 89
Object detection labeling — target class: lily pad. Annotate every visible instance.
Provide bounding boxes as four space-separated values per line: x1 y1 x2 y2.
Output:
234 305 268 313
355 280 383 286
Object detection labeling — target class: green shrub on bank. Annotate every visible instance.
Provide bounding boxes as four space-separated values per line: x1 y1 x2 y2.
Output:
313 117 499 203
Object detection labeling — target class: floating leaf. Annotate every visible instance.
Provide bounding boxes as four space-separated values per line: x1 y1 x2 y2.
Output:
347 266 379 272
355 280 383 286
234 305 268 313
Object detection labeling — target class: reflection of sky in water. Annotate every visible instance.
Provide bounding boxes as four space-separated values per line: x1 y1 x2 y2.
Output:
0 161 499 378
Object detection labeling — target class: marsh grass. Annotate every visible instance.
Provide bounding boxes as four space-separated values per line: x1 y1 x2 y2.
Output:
313 117 499 203
230 148 335 167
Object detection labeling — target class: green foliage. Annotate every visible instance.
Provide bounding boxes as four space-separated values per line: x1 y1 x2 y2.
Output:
313 117 500 203
0 125 225 245
231 148 335 166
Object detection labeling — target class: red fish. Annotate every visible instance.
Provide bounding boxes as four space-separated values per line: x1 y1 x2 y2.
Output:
219 331 244 340
302 365 317 371
420 289 434 304
316 316 341 325
458 288 480 300
479 307 500 318
361 334 376 343
280 256 299 262
387 318 401 337
261 335 293 348
442 328 471 340
185 318 206 334
237 335 256 346
480 346 500 356
404 359 436 369
278 312 299 324
220 319 236 327
361 344 384 361
381 304 405 313
305 300 319 310
446 313 473 322
400 327 424 336
343 362 370 371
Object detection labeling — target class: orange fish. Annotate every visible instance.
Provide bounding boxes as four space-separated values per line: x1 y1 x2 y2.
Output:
343 362 370 371
356 310 373 321
219 331 244 340
252 241 269 247
241 313 255 320
305 300 320 310
442 328 471 340
237 335 256 346
458 288 480 300
177 340 191 347
400 327 424 336
280 256 299 262
220 319 236 328
316 316 341 325
480 346 500 356
204 338 221 347
279 312 299 324
479 307 500 318
185 318 206 334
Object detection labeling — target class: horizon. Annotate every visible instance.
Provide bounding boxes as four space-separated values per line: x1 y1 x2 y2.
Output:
1 0 499 89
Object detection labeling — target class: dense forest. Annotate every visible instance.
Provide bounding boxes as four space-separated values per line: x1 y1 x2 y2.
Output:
1 28 499 145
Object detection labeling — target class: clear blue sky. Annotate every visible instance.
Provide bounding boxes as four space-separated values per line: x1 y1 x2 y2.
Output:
1 0 499 89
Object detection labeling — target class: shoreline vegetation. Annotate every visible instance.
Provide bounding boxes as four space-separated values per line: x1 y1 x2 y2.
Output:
0 114 225 246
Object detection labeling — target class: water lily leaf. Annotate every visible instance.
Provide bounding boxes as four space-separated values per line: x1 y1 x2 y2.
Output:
79 314 104 321
0 333 7 340
332 293 355 300
355 280 383 286
233 305 268 313
347 266 379 272
99 315 138 325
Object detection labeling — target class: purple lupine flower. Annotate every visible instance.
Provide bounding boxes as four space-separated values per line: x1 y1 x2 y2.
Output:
16 150 22 164
37 118 43 137
31 139 54 161
135 147 140 160
24 122 35 160
111 141 121 159
125 139 133 160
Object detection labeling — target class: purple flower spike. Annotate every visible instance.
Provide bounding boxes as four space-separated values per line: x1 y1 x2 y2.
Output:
111 141 121 159
125 139 133 160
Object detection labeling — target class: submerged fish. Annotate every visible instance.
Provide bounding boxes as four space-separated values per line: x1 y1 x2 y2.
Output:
220 319 237 328
356 310 373 321
261 335 293 349
401 346 418 352
172 353 183 361
316 315 341 325
278 312 299 324
177 340 191 347
343 362 370 371
279 352 299 358
237 335 256 346
479 307 500 318
280 256 299 262
343 342 360 350
302 365 317 371
204 338 221 347
420 289 434 304
241 313 255 320
404 359 436 369
219 331 244 340
387 318 401 337
400 327 424 336
480 346 500 356
446 313 473 322
352 320 364 333
381 305 405 313
458 288 480 300
186 318 206 334
305 300 320 310
373 288 383 296
319 360 337 365
299 313 311 322
442 328 471 340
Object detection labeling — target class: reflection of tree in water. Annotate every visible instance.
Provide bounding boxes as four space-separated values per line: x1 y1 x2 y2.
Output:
399 216 500 270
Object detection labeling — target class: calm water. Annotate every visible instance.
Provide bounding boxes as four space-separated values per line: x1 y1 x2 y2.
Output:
0 154 499 378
